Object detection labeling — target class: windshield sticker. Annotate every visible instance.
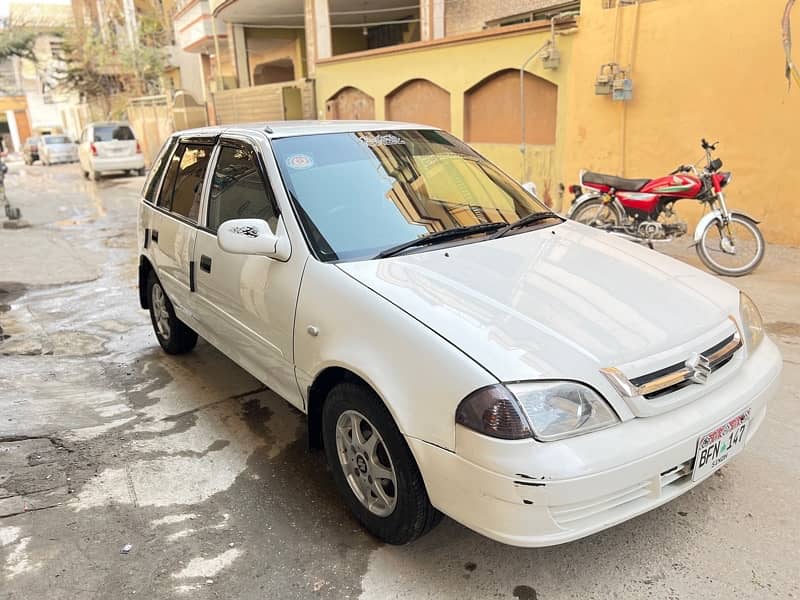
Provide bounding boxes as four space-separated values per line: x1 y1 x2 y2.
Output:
360 133 407 147
286 153 314 170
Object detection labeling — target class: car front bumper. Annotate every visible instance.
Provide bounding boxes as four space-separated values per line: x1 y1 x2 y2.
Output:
409 337 782 547
47 154 78 163
92 155 144 173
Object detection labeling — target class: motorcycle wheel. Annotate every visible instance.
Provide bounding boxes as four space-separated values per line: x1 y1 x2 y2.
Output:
696 213 765 277
570 198 622 229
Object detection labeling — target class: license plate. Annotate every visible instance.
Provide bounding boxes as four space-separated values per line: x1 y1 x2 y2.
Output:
692 408 751 481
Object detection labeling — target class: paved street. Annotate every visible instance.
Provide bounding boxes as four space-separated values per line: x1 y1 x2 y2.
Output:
0 161 798 600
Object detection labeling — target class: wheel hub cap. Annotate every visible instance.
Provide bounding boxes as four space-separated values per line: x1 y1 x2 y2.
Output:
335 410 397 517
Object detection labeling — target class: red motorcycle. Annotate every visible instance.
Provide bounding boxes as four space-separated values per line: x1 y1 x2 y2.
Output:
567 139 764 276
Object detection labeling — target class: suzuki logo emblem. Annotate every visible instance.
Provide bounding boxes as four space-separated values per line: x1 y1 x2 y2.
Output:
685 353 712 384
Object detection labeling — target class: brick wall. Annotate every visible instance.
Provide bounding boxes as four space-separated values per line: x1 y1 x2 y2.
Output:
445 0 568 36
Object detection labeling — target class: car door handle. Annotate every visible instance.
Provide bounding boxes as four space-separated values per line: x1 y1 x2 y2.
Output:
199 255 212 273
151 229 159 243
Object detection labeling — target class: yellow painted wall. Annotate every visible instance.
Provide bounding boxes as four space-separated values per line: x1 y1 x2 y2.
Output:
315 26 576 211
564 0 800 245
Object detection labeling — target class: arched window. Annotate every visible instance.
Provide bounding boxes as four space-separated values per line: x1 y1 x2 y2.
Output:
385 79 451 131
464 69 557 145
325 87 375 120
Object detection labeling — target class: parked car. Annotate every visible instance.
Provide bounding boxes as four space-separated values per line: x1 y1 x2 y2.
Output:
137 122 782 547
39 134 79 166
78 121 145 180
22 136 40 165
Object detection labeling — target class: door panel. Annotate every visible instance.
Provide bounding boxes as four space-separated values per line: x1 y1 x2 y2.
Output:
151 212 196 317
149 141 212 317
192 140 304 407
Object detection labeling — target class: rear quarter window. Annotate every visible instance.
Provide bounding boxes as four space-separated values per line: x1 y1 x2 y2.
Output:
94 125 135 142
142 138 177 204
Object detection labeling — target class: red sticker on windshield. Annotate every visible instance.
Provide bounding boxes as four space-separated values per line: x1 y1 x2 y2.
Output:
286 154 313 170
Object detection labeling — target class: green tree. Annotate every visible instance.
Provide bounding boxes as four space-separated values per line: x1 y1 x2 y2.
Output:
0 30 37 62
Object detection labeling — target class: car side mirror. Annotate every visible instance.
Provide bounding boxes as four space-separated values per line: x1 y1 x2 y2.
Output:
522 181 538 197
217 218 290 260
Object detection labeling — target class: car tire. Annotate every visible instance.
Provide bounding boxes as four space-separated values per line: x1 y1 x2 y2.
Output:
146 272 198 355
322 381 442 545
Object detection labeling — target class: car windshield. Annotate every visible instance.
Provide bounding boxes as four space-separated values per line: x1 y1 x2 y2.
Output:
273 130 552 262
94 125 135 142
43 135 70 144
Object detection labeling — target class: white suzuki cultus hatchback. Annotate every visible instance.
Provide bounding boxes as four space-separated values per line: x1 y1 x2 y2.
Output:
137 122 782 547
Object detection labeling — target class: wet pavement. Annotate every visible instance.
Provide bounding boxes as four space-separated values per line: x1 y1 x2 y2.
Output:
0 161 798 599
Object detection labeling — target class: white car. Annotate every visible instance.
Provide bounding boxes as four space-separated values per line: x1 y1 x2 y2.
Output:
39 134 78 165
137 122 782 547
78 121 145 180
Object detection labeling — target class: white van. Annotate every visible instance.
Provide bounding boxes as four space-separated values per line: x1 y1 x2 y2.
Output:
78 121 145 180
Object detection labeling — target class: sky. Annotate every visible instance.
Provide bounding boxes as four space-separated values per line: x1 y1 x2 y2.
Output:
0 0 71 19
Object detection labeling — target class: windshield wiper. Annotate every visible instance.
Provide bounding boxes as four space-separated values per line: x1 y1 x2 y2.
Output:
375 223 505 259
492 211 562 239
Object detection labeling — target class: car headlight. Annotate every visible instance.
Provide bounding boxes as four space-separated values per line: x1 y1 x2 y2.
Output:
739 291 764 353
455 381 619 442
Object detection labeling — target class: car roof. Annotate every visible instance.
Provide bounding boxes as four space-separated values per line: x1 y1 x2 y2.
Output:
173 120 437 140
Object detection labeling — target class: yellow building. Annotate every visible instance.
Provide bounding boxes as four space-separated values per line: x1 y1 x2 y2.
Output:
563 0 800 246
197 0 800 244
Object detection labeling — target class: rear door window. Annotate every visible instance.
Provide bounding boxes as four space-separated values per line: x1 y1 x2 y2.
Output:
207 143 278 233
155 142 212 222
93 125 135 142
143 138 177 204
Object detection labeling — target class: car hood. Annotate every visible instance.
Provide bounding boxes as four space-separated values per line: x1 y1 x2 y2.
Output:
337 221 739 386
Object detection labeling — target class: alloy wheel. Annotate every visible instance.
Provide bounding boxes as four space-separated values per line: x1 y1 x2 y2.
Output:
151 283 171 340
335 410 398 517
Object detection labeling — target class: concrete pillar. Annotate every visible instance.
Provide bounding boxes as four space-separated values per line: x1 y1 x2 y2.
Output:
5 110 21 152
304 0 316 77
432 0 445 39
230 24 250 88
420 0 430 41
121 0 138 47
313 0 332 61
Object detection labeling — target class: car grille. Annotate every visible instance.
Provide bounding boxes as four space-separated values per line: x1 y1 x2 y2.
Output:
601 328 742 400
630 333 741 399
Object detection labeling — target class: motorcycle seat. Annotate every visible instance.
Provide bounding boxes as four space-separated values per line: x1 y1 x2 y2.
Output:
583 171 651 192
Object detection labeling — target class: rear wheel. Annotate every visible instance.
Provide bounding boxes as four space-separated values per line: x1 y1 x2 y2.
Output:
571 198 622 229
322 382 442 544
146 272 198 354
696 213 765 277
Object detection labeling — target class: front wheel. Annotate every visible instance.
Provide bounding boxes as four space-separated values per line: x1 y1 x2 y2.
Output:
696 213 765 277
322 382 442 544
570 198 622 229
